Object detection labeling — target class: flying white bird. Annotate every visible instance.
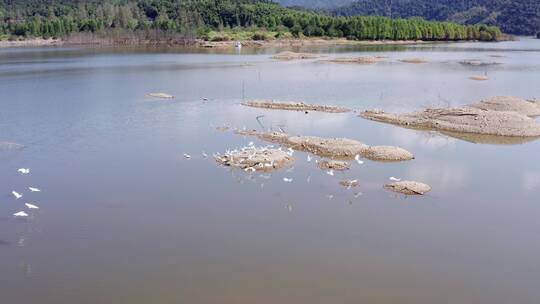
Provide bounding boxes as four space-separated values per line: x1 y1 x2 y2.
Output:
389 177 401 182
17 168 30 174
12 191 22 199
13 211 28 217
202 152 208 158
355 155 364 165
25 203 39 209
28 187 41 192
283 177 293 183
327 170 334 176
183 153 191 159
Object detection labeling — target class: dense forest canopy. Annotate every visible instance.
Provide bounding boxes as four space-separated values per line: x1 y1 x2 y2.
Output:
275 0 353 9
332 0 540 35
0 0 503 42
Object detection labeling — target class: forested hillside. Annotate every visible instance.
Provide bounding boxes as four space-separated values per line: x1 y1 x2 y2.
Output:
275 0 353 9
0 0 503 42
333 0 540 35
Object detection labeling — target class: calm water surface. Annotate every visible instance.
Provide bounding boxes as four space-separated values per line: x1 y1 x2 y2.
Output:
1 38 540 304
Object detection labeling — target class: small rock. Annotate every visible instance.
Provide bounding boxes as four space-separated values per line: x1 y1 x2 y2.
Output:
384 181 431 195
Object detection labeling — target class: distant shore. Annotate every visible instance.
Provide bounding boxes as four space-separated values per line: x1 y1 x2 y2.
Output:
0 36 431 49
0 38 62 48
1 35 514 49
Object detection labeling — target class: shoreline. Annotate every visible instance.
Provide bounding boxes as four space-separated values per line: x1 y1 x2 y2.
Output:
0 35 517 50
196 38 427 48
0 37 441 50
0 38 62 48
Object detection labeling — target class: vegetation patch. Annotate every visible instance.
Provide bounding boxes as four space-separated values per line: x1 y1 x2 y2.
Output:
0 0 505 43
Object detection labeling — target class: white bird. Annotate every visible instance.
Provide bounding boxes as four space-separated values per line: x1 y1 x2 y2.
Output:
355 155 364 165
248 141 254 146
286 203 293 212
28 187 41 192
183 153 191 159
25 203 39 209
244 167 256 172
307 155 312 162
283 177 293 183
202 152 208 159
287 147 294 156
389 177 401 182
12 191 22 199
13 211 28 217
17 168 30 174
327 170 334 176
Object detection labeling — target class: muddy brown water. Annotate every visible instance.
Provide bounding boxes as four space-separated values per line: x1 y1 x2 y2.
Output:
1 38 540 304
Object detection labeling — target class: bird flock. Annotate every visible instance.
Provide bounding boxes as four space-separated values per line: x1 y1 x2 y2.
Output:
185 140 406 207
12 168 41 218
188 142 403 185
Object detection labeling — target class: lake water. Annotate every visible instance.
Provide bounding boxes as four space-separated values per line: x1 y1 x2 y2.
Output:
1 38 540 304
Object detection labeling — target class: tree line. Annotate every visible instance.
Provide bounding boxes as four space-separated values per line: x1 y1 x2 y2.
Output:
0 0 503 41
332 0 540 36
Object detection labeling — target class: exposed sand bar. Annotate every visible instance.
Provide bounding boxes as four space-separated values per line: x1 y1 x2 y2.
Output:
215 146 294 172
460 60 502 66
318 160 351 171
236 130 414 162
242 100 350 113
271 51 321 60
361 96 540 138
469 96 540 117
340 179 360 188
470 75 489 81
384 181 431 195
147 93 174 99
324 56 383 64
